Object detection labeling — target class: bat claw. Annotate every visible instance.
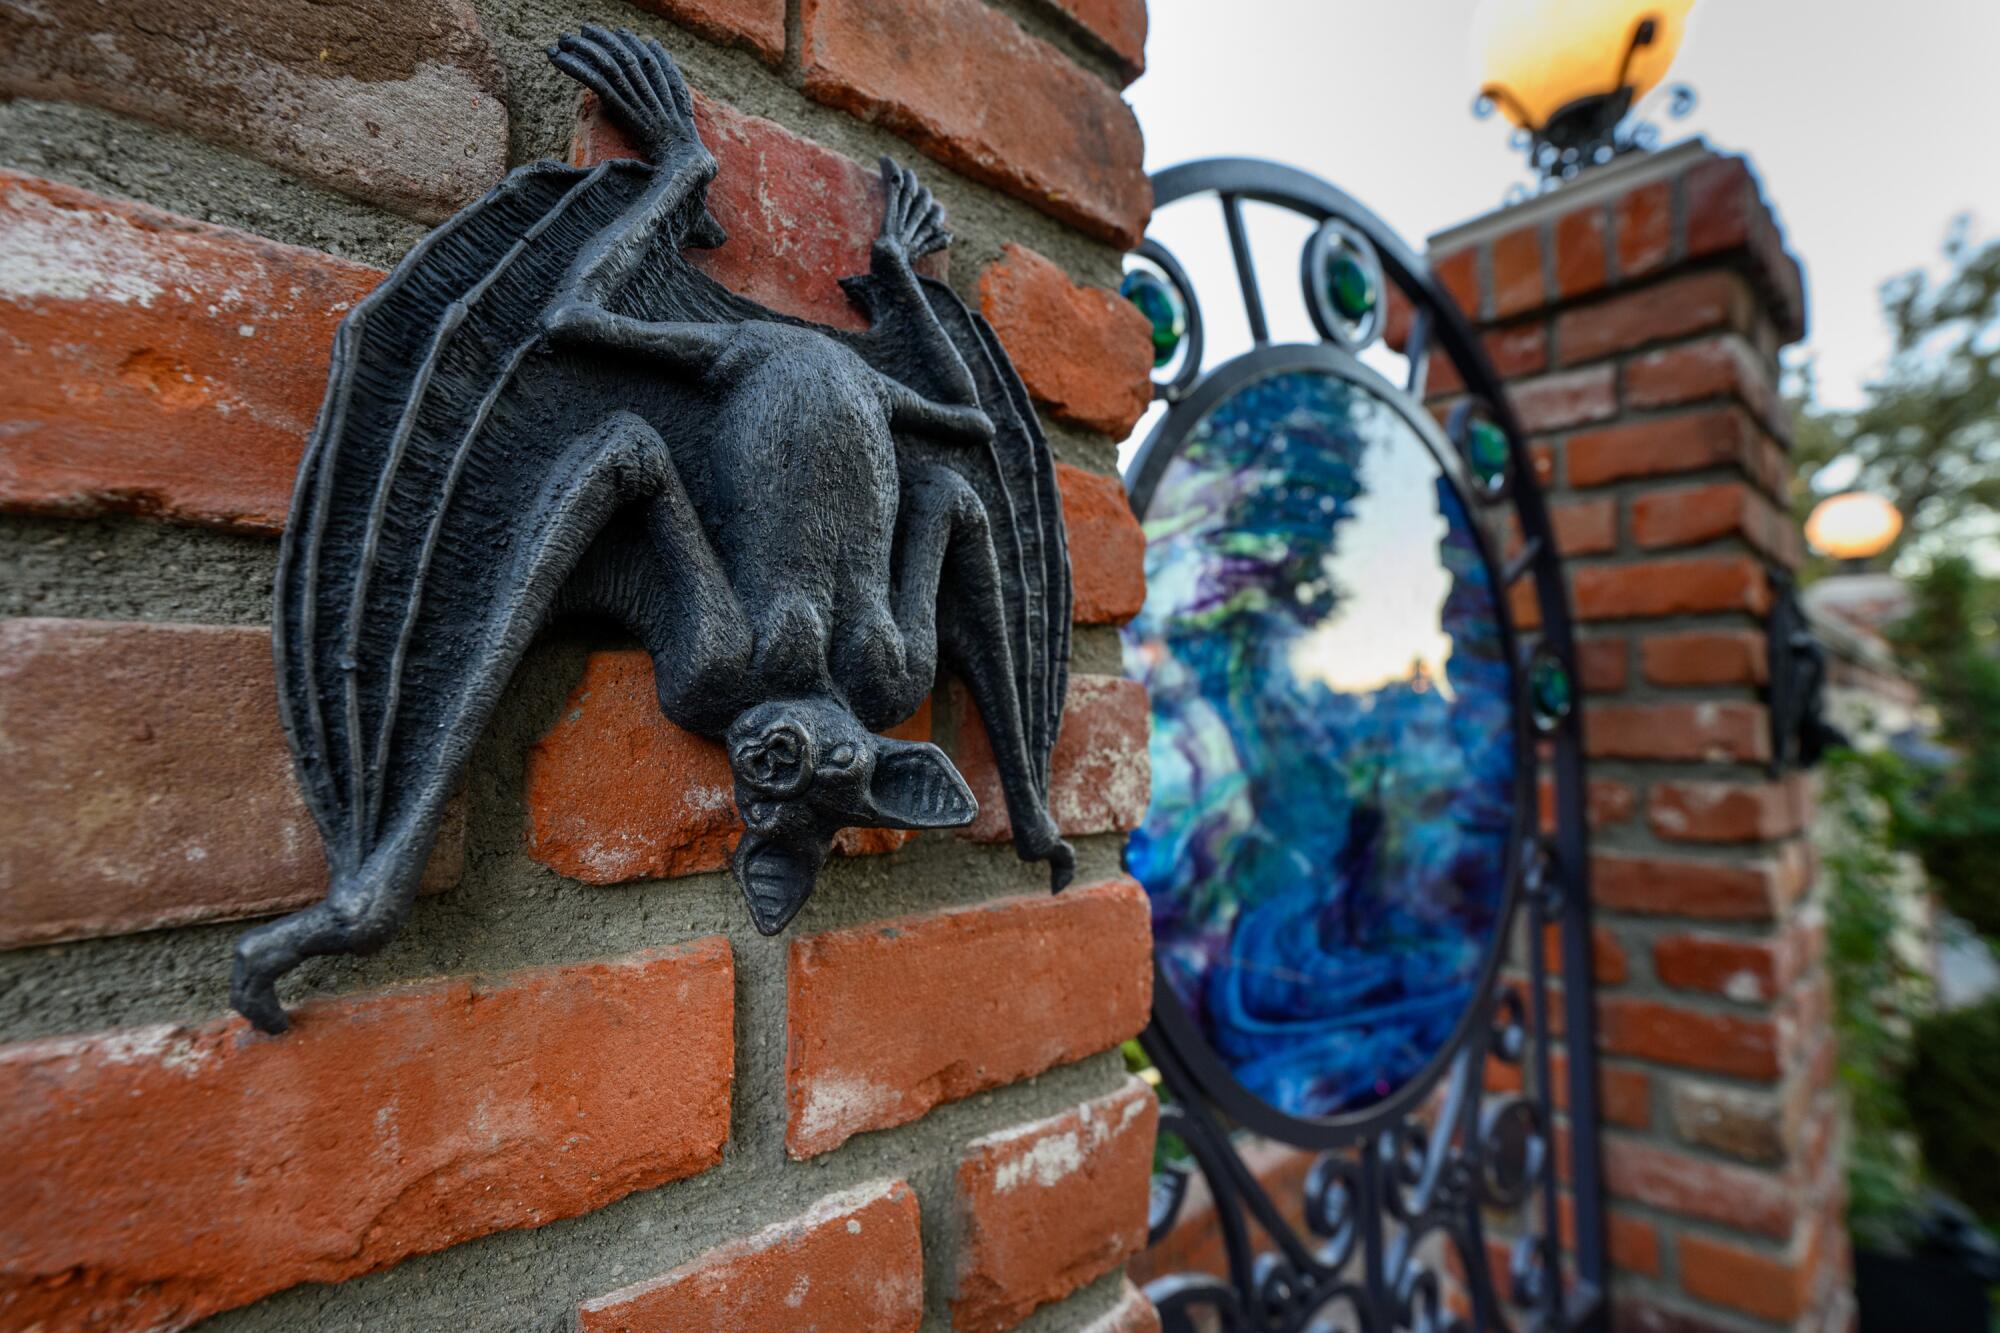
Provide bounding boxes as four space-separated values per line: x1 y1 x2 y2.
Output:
1045 839 1076 893
230 947 291 1035
875 156 952 262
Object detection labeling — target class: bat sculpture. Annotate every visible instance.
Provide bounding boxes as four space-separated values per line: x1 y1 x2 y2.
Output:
231 27 1073 1033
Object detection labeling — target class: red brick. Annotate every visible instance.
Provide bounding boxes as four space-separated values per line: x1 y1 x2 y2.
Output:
630 0 786 63
1679 1231 1814 1322
981 243 1153 438
1547 921 1630 985
1088 1281 1163 1332
1603 1137 1797 1240
1649 777 1808 844
1613 180 1672 278
952 675 1150 843
1683 156 1757 259
952 1078 1157 1332
0 171 378 532
574 89 946 332
1553 204 1609 300
1564 408 1758 489
1044 0 1147 82
1555 270 1750 366
1610 1294 1755 1333
1550 495 1618 555
786 879 1151 1157
1433 248 1480 318
1631 480 1796 564
0 1 505 221
577 1179 923 1332
1573 555 1768 621
799 0 1149 247
1541 774 1637 831
1584 700 1770 764
1575 637 1628 693
0 619 462 948
0 941 734 1329
523 650 933 885
1557 1196 1661 1276
1383 285 1415 353
1485 321 1550 378
1655 933 1784 1002
1060 463 1147 624
1490 224 1545 320
1598 996 1781 1079
1623 334 1779 430
1511 364 1616 433
1593 851 1784 921
1639 629 1769 686
1512 1049 1651 1129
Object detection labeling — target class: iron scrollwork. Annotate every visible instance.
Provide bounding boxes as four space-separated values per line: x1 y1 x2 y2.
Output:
231 27 1073 1032
1120 159 1607 1332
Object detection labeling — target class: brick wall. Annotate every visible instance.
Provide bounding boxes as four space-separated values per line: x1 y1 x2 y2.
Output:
1421 141 1851 1332
0 0 1161 1328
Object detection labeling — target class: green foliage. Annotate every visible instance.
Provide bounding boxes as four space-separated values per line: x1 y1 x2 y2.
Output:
1906 998 2000 1226
1880 558 2000 935
1820 748 1929 1241
1793 221 2000 563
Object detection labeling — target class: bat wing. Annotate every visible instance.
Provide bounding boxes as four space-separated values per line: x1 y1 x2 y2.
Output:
859 279 1072 800
274 154 672 893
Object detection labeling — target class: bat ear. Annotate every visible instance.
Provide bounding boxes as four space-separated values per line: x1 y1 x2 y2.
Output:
731 830 826 935
687 207 728 251
866 737 977 830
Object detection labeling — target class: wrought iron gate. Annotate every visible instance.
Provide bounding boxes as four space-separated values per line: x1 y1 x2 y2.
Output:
1117 159 1606 1333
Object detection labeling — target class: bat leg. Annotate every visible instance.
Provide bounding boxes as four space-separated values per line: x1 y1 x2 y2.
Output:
231 849 425 1034
892 465 1075 889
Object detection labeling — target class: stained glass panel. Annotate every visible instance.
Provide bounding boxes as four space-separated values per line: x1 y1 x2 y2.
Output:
1124 366 1518 1119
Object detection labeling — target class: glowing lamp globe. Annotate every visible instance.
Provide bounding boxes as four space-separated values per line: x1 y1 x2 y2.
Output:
1472 0 1696 179
1805 492 1903 561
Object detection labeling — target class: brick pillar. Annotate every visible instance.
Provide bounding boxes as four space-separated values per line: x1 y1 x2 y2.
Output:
1425 141 1848 1332
0 0 1161 1329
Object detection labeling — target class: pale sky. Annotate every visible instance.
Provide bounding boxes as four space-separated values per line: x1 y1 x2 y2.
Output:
1123 0 2000 416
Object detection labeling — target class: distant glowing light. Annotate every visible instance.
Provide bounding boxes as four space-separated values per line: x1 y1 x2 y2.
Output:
1472 0 1695 130
1805 492 1903 560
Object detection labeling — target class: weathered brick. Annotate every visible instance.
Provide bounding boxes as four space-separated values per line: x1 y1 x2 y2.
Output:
1556 1195 1662 1277
1639 629 1769 686
577 1179 923 1332
1540 774 1638 831
1575 636 1629 693
1613 179 1672 278
1603 1137 1798 1241
1555 271 1750 366
786 878 1151 1156
1584 700 1770 764
1598 995 1781 1080
1623 334 1777 424
1490 223 1545 320
952 675 1150 843
0 941 734 1329
1084 1281 1163 1332
1630 479 1796 563
523 650 933 885
0 619 462 948
1610 1293 1755 1333
1679 1230 1816 1323
1550 495 1618 555
629 0 786 63
799 0 1150 246
1500 1050 1652 1129
952 1078 1157 1332
1042 0 1147 82
1593 850 1784 921
980 243 1153 438
1432 248 1480 318
1553 204 1609 300
1059 463 1147 624
1573 555 1769 622
574 89 945 332
1655 932 1785 1003
1683 156 1757 259
1484 321 1551 378
0 171 377 532
1545 921 1630 986
0 0 506 221
1510 364 1616 433
1650 776 1809 844
1670 1080 1788 1163
1564 407 1758 489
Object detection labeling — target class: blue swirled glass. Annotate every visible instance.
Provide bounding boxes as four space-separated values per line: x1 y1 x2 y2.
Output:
1124 367 1517 1119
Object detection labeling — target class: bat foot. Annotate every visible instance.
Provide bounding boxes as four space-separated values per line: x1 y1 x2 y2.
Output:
1045 838 1076 893
874 156 951 262
229 946 292 1035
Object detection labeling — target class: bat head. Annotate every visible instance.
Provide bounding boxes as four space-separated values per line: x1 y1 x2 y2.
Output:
725 697 977 934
